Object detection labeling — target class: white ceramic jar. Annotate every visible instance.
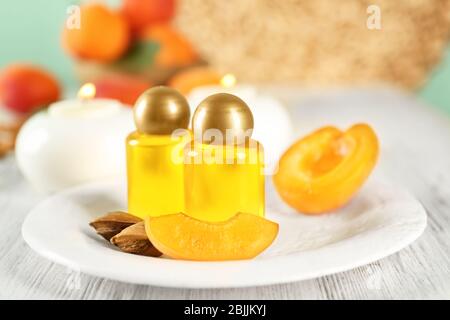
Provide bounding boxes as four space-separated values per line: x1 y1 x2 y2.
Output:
15 99 133 193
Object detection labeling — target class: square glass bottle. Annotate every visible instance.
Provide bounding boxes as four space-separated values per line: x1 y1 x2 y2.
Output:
184 93 265 222
126 86 190 218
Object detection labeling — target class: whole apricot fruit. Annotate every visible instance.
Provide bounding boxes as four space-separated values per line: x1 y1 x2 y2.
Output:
0 64 60 113
144 213 279 261
93 75 151 105
63 4 130 62
168 66 222 94
122 0 175 33
273 124 379 214
141 24 198 67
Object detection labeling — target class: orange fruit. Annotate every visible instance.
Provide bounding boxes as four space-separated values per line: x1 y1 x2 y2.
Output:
273 124 379 214
63 4 130 62
93 74 151 106
144 213 279 261
168 66 222 94
141 24 198 67
0 64 60 113
122 0 175 33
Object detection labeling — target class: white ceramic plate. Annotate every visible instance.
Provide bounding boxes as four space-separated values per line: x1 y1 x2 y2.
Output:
22 176 426 288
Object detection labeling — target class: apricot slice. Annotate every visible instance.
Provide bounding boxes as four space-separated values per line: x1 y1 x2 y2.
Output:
273 124 379 214
144 213 278 261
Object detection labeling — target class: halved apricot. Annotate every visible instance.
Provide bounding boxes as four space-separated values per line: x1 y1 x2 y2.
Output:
273 124 379 214
144 213 278 261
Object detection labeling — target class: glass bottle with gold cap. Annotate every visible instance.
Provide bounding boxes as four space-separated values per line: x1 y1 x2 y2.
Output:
126 86 190 218
184 93 264 222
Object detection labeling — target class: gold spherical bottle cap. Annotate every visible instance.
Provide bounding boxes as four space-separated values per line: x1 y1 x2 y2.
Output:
133 86 190 135
192 93 254 145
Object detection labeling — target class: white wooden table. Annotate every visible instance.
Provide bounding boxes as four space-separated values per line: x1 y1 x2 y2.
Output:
1 88 449 299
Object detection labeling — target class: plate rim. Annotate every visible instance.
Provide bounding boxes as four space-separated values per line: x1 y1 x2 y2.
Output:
22 179 427 289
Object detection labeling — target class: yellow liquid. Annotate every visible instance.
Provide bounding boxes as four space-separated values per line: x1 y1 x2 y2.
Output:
126 131 189 218
184 140 265 222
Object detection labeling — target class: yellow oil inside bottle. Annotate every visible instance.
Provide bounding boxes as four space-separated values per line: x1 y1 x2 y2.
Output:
126 131 189 218
184 140 265 222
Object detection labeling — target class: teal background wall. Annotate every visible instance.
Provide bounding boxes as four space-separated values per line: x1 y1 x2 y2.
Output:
0 0 449 114
420 54 450 113
0 0 75 87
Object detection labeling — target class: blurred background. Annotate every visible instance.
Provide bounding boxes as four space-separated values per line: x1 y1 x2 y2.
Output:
1 0 450 164
0 0 449 106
